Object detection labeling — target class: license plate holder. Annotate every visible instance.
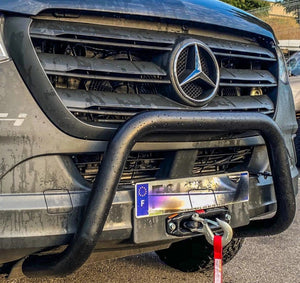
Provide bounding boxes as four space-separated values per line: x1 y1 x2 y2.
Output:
133 172 249 243
135 172 249 218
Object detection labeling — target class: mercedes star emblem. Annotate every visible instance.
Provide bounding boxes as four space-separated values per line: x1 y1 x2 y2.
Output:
169 39 220 106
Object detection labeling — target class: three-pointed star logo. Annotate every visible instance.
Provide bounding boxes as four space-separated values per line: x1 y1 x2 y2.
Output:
180 44 216 88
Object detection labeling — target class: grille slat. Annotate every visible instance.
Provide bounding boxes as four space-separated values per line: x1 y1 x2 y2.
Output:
68 107 137 117
30 19 176 45
47 71 170 84
58 89 274 124
38 53 167 76
58 89 184 110
58 89 274 110
214 52 276 62
123 167 160 173
205 38 276 60
220 68 277 87
220 83 277 88
32 35 173 51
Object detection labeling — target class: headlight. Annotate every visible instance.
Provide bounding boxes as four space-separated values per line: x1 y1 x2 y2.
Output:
0 15 9 63
276 46 289 85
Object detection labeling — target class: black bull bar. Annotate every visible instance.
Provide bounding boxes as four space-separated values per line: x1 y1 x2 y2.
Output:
22 111 296 277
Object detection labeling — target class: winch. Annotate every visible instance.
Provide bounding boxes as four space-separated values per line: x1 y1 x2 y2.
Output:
166 208 233 246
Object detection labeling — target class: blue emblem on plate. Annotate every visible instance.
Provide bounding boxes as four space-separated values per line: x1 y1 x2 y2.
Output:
136 184 149 217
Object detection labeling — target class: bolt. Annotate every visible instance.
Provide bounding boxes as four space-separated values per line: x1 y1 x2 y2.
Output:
225 214 231 222
168 222 176 232
182 25 189 32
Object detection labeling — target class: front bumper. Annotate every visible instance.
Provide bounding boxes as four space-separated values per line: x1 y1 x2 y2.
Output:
0 165 297 250
12 110 295 277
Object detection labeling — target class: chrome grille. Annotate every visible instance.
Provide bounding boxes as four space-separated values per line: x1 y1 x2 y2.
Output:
30 15 276 126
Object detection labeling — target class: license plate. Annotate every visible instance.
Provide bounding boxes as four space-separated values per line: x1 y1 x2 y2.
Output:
135 172 249 218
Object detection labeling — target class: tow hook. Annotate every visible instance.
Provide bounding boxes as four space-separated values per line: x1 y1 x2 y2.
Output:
166 210 233 247
190 213 233 247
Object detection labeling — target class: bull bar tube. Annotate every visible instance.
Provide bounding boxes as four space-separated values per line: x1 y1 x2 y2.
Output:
22 111 296 277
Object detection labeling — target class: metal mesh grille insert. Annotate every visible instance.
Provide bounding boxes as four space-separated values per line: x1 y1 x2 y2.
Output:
182 82 204 99
177 48 188 77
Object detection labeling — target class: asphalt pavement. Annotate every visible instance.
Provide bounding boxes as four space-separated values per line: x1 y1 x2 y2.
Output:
1 193 299 283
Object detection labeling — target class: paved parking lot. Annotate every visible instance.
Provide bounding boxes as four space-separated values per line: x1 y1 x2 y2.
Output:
1 194 299 283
